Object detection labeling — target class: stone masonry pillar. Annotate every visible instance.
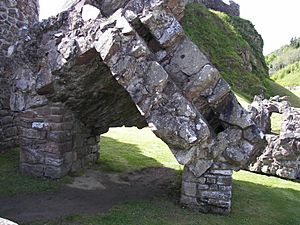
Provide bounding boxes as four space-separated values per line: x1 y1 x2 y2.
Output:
0 0 39 151
181 166 233 214
19 103 99 178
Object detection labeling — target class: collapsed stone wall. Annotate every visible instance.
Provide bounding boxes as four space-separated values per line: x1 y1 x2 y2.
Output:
249 96 300 180
5 0 265 214
0 0 39 151
188 0 240 17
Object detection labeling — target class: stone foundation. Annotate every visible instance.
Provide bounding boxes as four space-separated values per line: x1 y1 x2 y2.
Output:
181 166 232 215
19 103 99 178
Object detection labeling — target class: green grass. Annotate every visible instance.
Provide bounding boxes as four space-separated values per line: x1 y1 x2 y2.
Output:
96 127 181 172
0 149 71 197
292 89 300 97
270 113 283 134
234 92 250 108
271 61 300 87
29 127 300 225
266 39 300 75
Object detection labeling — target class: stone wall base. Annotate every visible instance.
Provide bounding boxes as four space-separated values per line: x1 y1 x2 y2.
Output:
181 166 232 215
19 103 99 178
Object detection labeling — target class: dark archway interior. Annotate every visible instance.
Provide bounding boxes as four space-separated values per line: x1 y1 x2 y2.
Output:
47 49 147 135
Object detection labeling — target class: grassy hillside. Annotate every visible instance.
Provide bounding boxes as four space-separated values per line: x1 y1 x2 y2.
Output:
266 36 300 88
182 3 300 107
271 60 300 87
266 37 300 75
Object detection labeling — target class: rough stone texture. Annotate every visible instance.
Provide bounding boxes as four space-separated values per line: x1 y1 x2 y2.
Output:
181 165 233 215
188 0 240 17
249 95 290 134
0 0 39 58
19 103 99 178
0 0 39 151
249 96 300 180
2 0 265 214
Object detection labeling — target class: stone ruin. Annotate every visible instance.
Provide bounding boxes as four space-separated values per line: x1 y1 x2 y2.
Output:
0 0 265 214
249 95 300 180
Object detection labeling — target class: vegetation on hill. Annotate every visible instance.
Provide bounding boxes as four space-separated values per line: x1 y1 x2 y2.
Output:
266 36 300 88
271 61 300 87
266 37 300 75
181 3 300 107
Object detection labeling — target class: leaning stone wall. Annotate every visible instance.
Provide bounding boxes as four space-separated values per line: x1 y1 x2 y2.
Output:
0 0 39 151
7 0 265 215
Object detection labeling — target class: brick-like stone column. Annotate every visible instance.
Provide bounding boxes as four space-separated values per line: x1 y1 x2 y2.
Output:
19 103 99 178
181 166 233 214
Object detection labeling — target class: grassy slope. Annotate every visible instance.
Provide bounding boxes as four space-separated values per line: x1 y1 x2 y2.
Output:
271 61 300 87
0 149 71 196
30 127 300 225
266 38 300 75
182 4 300 107
266 38 300 92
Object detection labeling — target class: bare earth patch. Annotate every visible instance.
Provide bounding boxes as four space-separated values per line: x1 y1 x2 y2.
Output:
0 167 178 224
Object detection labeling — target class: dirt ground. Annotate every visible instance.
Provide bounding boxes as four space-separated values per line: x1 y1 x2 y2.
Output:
0 167 179 224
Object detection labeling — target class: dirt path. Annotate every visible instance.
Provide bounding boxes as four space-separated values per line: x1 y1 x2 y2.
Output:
0 167 179 224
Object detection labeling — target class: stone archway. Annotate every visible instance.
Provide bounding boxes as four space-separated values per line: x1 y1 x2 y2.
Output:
2 0 266 214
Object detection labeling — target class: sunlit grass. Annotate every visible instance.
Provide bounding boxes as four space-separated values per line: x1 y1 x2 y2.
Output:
98 127 182 172
32 127 300 225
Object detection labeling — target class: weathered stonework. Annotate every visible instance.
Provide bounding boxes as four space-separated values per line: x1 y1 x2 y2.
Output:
0 0 39 151
249 96 300 180
1 0 265 214
181 166 233 214
19 103 99 178
0 0 39 58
